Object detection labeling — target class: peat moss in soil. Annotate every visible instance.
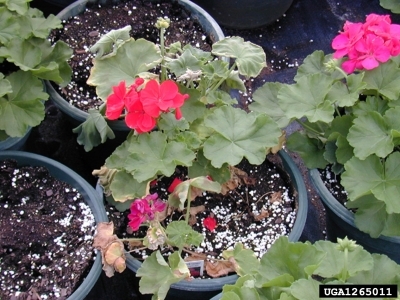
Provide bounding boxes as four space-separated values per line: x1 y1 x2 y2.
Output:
105 154 298 279
49 0 215 112
0 159 96 300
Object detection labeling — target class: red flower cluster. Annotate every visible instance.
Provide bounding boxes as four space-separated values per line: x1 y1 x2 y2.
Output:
128 193 166 231
332 14 400 73
106 79 189 133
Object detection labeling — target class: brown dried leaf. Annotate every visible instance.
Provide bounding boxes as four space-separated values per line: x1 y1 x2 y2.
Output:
253 207 270 221
190 205 206 216
205 260 235 278
93 222 117 249
104 241 125 265
221 166 249 195
127 239 143 250
269 191 283 204
184 252 208 262
113 256 127 273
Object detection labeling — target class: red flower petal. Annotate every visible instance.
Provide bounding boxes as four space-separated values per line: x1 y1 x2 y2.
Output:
106 81 127 120
168 177 183 193
203 217 217 232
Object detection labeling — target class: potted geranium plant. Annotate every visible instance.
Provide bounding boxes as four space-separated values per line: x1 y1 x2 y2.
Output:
82 17 308 300
210 236 400 300
250 13 400 262
0 0 72 150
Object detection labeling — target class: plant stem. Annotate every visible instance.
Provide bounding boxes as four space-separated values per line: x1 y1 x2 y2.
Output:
208 61 237 95
185 188 192 224
341 247 348 281
160 27 167 82
296 119 323 136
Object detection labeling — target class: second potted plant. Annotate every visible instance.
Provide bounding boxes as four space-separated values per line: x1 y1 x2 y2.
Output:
250 13 400 262
0 0 72 150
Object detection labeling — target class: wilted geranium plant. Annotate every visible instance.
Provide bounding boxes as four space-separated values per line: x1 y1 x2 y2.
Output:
82 17 284 299
250 13 400 238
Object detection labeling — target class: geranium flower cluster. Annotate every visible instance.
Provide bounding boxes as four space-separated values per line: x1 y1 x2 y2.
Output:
128 193 166 231
332 13 400 73
106 78 189 133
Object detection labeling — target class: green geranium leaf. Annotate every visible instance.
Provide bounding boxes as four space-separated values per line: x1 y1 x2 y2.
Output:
250 82 290 128
73 109 115 152
157 112 189 139
290 278 321 300
0 74 12 98
212 36 266 78
225 70 247 92
105 135 135 170
179 86 207 123
3 0 29 15
205 90 237 105
347 112 394 160
346 194 400 237
168 176 221 209
0 70 47 137
327 72 366 107
29 13 62 38
126 131 195 182
89 25 131 58
363 59 400 100
314 240 373 280
257 236 324 283
221 275 261 300
137 251 190 300
167 47 202 77
380 0 400 14
278 73 335 123
188 149 231 184
165 220 203 248
0 7 20 43
87 38 162 100
203 105 281 168
294 50 342 80
222 243 260 277
0 38 41 70
352 96 390 117
347 253 400 285
342 152 400 214
109 170 148 203
286 131 328 169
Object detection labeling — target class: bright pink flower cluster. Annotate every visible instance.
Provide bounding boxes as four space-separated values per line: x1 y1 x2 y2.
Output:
128 193 166 231
106 79 189 133
332 14 400 73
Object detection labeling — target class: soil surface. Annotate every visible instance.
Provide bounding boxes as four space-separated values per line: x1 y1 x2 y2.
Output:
105 155 298 279
0 159 96 300
49 0 215 112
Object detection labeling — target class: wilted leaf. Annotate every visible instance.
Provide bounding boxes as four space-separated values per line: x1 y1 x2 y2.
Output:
205 259 235 278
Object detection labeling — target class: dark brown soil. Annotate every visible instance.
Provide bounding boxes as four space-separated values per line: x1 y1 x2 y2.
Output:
49 0 215 112
0 159 96 300
104 154 298 278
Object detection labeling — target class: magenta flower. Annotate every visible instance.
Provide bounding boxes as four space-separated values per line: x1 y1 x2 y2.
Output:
127 193 166 231
332 13 400 73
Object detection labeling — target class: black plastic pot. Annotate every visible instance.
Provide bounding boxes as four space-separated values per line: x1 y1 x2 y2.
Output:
45 0 225 130
191 0 294 29
0 151 109 299
97 150 308 299
309 168 400 264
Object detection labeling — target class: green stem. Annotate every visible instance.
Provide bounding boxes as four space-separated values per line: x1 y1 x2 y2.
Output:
296 119 323 136
160 27 167 82
208 61 237 95
341 247 348 281
185 188 192 225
